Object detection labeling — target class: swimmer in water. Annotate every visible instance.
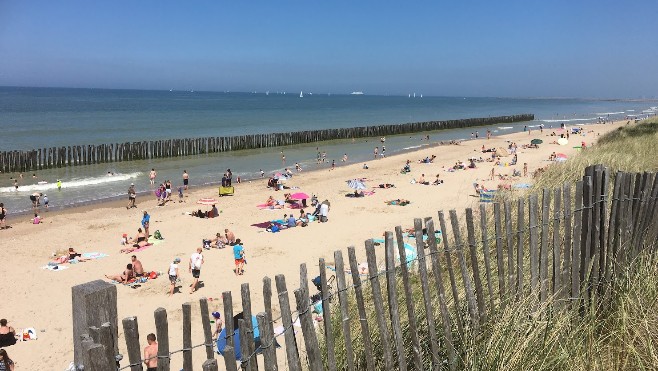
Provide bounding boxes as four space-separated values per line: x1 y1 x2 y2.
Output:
56 180 62 190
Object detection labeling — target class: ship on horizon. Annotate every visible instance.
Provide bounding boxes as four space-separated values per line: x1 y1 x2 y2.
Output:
350 91 364 95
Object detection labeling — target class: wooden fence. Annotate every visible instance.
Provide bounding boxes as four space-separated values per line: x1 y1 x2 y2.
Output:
71 164 658 370
2 114 533 173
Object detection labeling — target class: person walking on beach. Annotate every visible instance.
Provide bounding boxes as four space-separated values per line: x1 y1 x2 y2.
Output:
141 211 150 237
490 166 496 181
281 152 286 164
168 257 180 296
0 203 7 230
57 179 62 190
260 169 265 178
43 194 49 211
331 159 336 170
182 170 189 190
30 192 42 210
143 333 158 371
342 153 348 162
149 169 157 185
374 146 379 159
233 239 245 275
381 146 386 158
127 183 137 209
189 247 204 294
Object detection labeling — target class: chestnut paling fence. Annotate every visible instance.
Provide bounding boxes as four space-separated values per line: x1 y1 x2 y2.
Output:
2 114 533 173
71 164 658 370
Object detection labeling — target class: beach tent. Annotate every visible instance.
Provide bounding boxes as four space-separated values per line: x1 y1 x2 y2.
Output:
217 312 280 360
347 179 367 190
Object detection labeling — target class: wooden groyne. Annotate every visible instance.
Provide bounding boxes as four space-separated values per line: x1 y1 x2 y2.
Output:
0 114 533 173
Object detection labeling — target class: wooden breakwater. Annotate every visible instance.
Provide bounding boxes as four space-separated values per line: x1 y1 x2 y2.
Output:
0 114 533 173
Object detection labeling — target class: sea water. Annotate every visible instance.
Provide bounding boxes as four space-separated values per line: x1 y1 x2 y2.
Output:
0 87 655 214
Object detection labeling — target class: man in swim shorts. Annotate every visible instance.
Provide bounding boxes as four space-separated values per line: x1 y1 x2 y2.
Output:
127 184 136 209
189 247 204 293
143 333 158 371
131 255 145 277
182 170 189 190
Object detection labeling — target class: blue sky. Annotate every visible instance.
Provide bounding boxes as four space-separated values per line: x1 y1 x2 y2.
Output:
0 1 656 98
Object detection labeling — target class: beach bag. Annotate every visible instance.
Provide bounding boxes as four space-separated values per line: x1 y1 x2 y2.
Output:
203 239 211 248
154 230 163 240
270 225 280 233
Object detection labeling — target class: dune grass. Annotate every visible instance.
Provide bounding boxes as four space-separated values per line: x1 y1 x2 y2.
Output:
318 119 658 370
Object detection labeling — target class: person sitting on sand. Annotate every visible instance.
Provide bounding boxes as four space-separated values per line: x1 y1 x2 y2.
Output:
212 232 228 249
67 247 90 262
379 183 395 188
432 174 443 185
468 159 477 169
32 213 41 224
121 228 148 252
131 255 145 277
105 263 135 283
265 195 284 209
0 319 17 348
417 174 429 185
224 229 236 245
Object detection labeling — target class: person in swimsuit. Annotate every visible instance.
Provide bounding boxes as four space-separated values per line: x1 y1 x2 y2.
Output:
182 170 189 190
29 192 42 210
0 203 7 230
143 333 158 371
67 247 90 262
0 349 15 371
149 169 157 185
131 255 145 277
105 264 134 283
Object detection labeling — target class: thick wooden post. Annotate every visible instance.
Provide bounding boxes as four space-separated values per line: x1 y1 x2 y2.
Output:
122 317 143 371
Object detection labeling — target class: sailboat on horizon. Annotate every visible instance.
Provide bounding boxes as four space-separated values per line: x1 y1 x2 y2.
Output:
300 91 303 98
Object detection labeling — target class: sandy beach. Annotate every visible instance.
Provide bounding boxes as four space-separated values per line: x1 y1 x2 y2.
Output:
0 121 625 369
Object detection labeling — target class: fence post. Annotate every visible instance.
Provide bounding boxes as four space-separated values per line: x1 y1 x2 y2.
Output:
493 203 506 307
202 359 219 371
182 302 193 371
71 280 118 368
256 313 278 371
425 219 457 370
241 284 259 371
122 317 143 371
154 308 171 371
540 189 551 305
516 199 526 299
274 275 302 371
223 345 239 371
347 246 376 371
479 205 495 310
318 258 336 371
365 239 394 370
552 188 562 306
394 226 424 368
580 176 593 304
528 194 540 299
384 231 408 371
294 288 323 371
465 209 487 324
199 298 215 361
572 181 584 303
449 209 480 331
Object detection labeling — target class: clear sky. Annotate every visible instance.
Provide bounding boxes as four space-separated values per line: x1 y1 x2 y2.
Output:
0 1 656 98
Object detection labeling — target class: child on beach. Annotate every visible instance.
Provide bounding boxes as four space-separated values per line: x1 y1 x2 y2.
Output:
168 257 180 296
233 239 245 275
33 213 41 224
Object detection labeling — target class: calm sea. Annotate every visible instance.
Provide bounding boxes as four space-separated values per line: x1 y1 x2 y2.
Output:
0 86 655 214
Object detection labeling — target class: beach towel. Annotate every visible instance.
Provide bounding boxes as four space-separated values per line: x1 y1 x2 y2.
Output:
147 237 164 245
479 191 496 203
132 243 153 253
386 200 410 206
257 203 273 210
41 264 70 271
513 183 532 189
81 252 110 260
326 265 369 277
372 238 417 268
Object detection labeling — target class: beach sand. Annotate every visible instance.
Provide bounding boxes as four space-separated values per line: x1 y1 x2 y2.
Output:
0 121 625 369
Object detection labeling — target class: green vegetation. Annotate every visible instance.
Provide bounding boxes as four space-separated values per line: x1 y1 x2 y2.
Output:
530 118 658 191
320 119 658 370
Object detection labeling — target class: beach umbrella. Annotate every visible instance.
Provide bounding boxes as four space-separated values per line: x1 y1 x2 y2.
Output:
197 197 218 205
347 179 367 190
555 157 567 163
531 139 543 145
289 192 309 200
217 313 279 360
556 153 567 159
558 138 569 145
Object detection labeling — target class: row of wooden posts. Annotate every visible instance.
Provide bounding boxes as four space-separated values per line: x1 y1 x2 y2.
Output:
71 164 658 370
1 114 533 173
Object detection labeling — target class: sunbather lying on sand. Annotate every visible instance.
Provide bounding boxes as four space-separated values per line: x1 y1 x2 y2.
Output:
105 264 135 283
